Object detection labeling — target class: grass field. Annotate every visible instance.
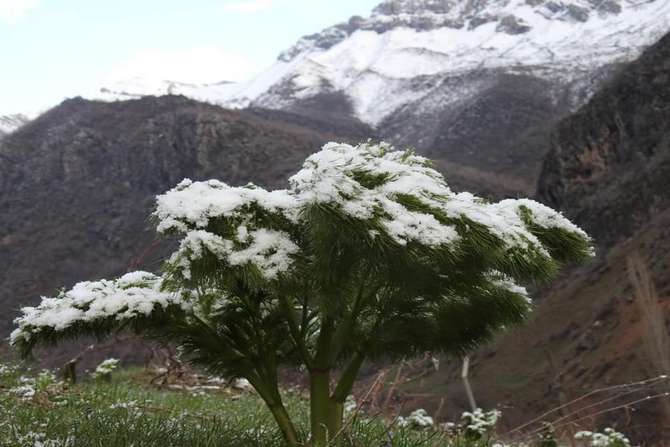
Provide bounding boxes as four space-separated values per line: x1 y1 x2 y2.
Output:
0 362 495 447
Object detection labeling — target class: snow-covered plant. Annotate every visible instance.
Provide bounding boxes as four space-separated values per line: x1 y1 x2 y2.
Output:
461 408 501 440
575 428 631 447
91 358 119 380
397 409 434 429
11 142 593 447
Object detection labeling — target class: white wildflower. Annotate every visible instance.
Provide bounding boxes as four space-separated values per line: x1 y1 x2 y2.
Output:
575 428 631 447
397 409 434 428
92 358 119 379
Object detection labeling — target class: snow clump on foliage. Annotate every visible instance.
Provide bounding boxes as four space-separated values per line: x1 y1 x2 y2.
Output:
10 272 187 346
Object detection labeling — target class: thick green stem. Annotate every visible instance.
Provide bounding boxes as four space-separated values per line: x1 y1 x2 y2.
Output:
314 317 334 367
268 403 301 447
329 401 343 437
309 370 341 446
245 372 300 447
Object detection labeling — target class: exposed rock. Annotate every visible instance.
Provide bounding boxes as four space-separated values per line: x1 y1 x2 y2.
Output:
597 0 622 14
568 4 590 21
544 1 564 13
496 14 532 34
588 0 622 14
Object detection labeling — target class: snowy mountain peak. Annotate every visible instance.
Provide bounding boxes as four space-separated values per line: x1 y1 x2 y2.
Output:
238 0 669 125
91 0 669 130
278 0 637 63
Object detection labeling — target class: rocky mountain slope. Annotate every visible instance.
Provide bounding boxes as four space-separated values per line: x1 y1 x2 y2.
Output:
402 30 670 443
97 0 670 195
0 96 371 360
538 30 670 249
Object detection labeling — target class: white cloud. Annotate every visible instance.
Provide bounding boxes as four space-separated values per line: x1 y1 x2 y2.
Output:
0 0 39 23
223 0 275 14
106 47 261 86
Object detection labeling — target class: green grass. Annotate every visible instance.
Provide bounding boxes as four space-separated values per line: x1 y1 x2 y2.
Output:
0 364 495 447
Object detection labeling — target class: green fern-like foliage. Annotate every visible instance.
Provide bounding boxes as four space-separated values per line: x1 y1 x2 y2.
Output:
11 141 593 446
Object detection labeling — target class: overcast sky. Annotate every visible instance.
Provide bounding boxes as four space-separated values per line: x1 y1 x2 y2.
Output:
0 0 380 115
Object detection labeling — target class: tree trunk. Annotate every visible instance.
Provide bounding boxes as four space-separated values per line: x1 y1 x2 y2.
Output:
309 370 342 446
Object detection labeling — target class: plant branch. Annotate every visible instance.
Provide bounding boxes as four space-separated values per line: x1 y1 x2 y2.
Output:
330 282 383 363
279 293 314 368
331 350 366 403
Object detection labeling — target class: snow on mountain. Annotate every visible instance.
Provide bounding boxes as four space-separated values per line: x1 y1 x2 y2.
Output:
87 0 670 197
97 77 242 107
226 0 670 125
0 114 30 137
95 0 670 129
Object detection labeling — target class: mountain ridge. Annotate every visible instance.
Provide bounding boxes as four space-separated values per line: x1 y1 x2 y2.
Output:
84 0 670 198
95 0 670 128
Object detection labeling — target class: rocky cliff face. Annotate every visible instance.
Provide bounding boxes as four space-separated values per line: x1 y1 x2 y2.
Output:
538 32 670 248
0 96 371 348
